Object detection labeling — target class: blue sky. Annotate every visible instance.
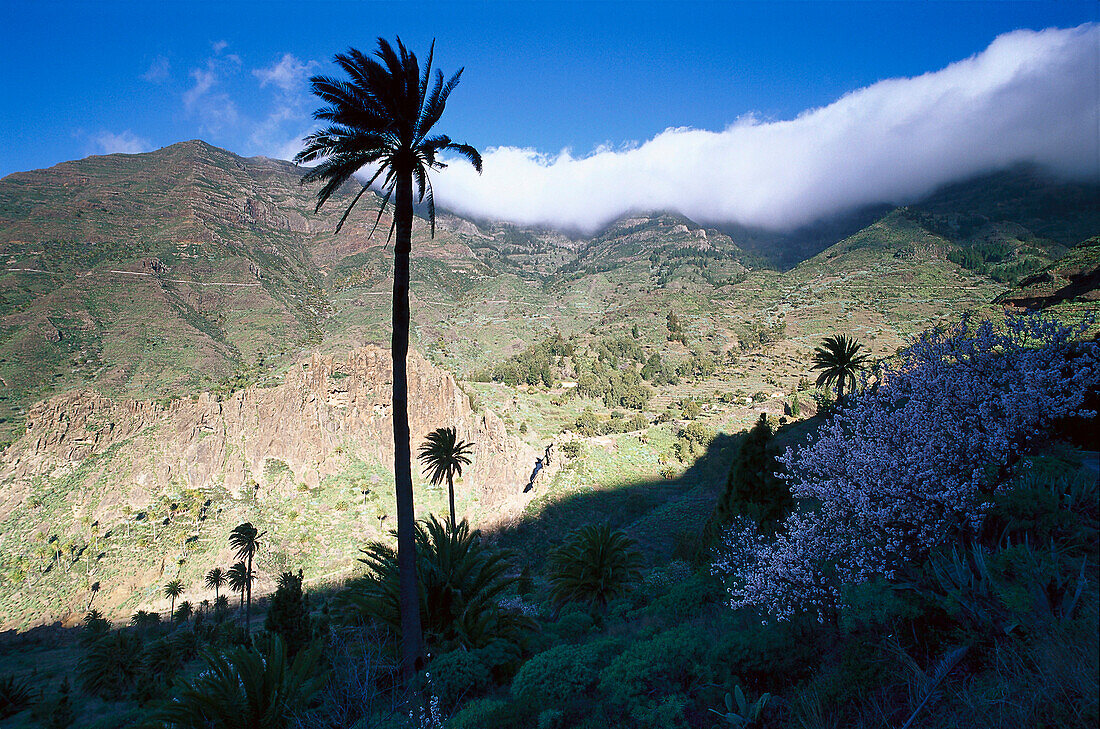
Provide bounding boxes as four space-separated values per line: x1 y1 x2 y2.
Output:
1 1 1097 230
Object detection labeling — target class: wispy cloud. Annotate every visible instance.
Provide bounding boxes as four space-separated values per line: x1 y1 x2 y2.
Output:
250 53 319 160
183 57 240 134
253 53 318 92
141 55 170 83
93 130 152 155
433 24 1100 233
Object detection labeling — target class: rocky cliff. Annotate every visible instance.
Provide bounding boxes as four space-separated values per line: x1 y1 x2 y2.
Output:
1 347 533 521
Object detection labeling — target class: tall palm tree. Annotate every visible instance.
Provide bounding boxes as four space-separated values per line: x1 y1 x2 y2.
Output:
418 426 474 531
811 335 870 401
296 37 481 678
205 566 226 603
227 561 251 614
229 523 264 628
163 579 183 620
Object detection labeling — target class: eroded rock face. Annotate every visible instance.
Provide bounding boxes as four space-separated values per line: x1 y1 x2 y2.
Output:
1 347 533 519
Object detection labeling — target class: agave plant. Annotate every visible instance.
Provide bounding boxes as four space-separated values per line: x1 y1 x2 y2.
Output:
547 524 643 611
340 515 531 651
144 635 327 729
710 684 772 727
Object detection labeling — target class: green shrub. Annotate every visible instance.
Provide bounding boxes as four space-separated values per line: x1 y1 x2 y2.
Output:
707 617 821 692
0 674 32 719
450 698 522 729
599 625 710 710
512 639 620 705
428 649 493 711
551 608 595 642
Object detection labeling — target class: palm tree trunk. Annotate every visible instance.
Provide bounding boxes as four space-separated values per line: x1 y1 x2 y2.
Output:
447 472 456 532
391 171 423 680
245 554 252 632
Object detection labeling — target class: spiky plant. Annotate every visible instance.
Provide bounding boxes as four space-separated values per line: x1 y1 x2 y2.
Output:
297 37 482 678
547 524 643 611
810 334 870 400
418 426 474 530
0 674 33 720
342 515 531 651
143 636 327 729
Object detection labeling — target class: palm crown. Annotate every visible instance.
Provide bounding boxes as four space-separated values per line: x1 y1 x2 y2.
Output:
163 579 183 617
205 567 226 600
227 561 253 610
418 426 474 530
294 37 482 235
811 335 870 400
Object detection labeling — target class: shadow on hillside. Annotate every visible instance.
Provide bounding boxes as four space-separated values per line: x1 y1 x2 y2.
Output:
484 431 745 568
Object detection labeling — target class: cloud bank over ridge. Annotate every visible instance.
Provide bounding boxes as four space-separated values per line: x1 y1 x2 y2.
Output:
432 24 1100 233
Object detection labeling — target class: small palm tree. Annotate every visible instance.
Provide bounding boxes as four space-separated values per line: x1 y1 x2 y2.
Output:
811 334 870 401
342 515 532 651
227 561 252 615
298 37 481 679
205 567 226 603
229 523 264 628
143 636 328 729
547 524 643 611
418 427 475 531
214 594 229 615
163 579 183 619
173 600 194 624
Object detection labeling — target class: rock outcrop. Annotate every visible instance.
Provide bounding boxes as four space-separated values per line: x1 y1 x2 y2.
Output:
1 347 534 520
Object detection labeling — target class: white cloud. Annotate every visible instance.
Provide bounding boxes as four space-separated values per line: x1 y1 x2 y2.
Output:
93 130 152 155
141 55 170 83
253 53 318 92
249 54 320 161
183 60 239 133
432 24 1100 233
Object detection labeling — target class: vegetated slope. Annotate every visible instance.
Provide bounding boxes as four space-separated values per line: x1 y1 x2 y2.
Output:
994 235 1100 313
0 346 533 630
1 140 1095 635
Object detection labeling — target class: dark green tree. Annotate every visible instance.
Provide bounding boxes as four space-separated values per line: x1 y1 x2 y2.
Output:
547 524 643 611
229 523 264 628
811 334 870 400
174 600 194 624
265 570 311 657
34 678 74 729
418 426 475 531
707 414 791 541
297 37 482 679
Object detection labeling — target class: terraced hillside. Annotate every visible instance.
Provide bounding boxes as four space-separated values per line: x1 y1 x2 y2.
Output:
1 141 1097 630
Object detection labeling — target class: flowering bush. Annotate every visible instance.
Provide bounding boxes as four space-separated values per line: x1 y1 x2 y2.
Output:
715 313 1099 619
